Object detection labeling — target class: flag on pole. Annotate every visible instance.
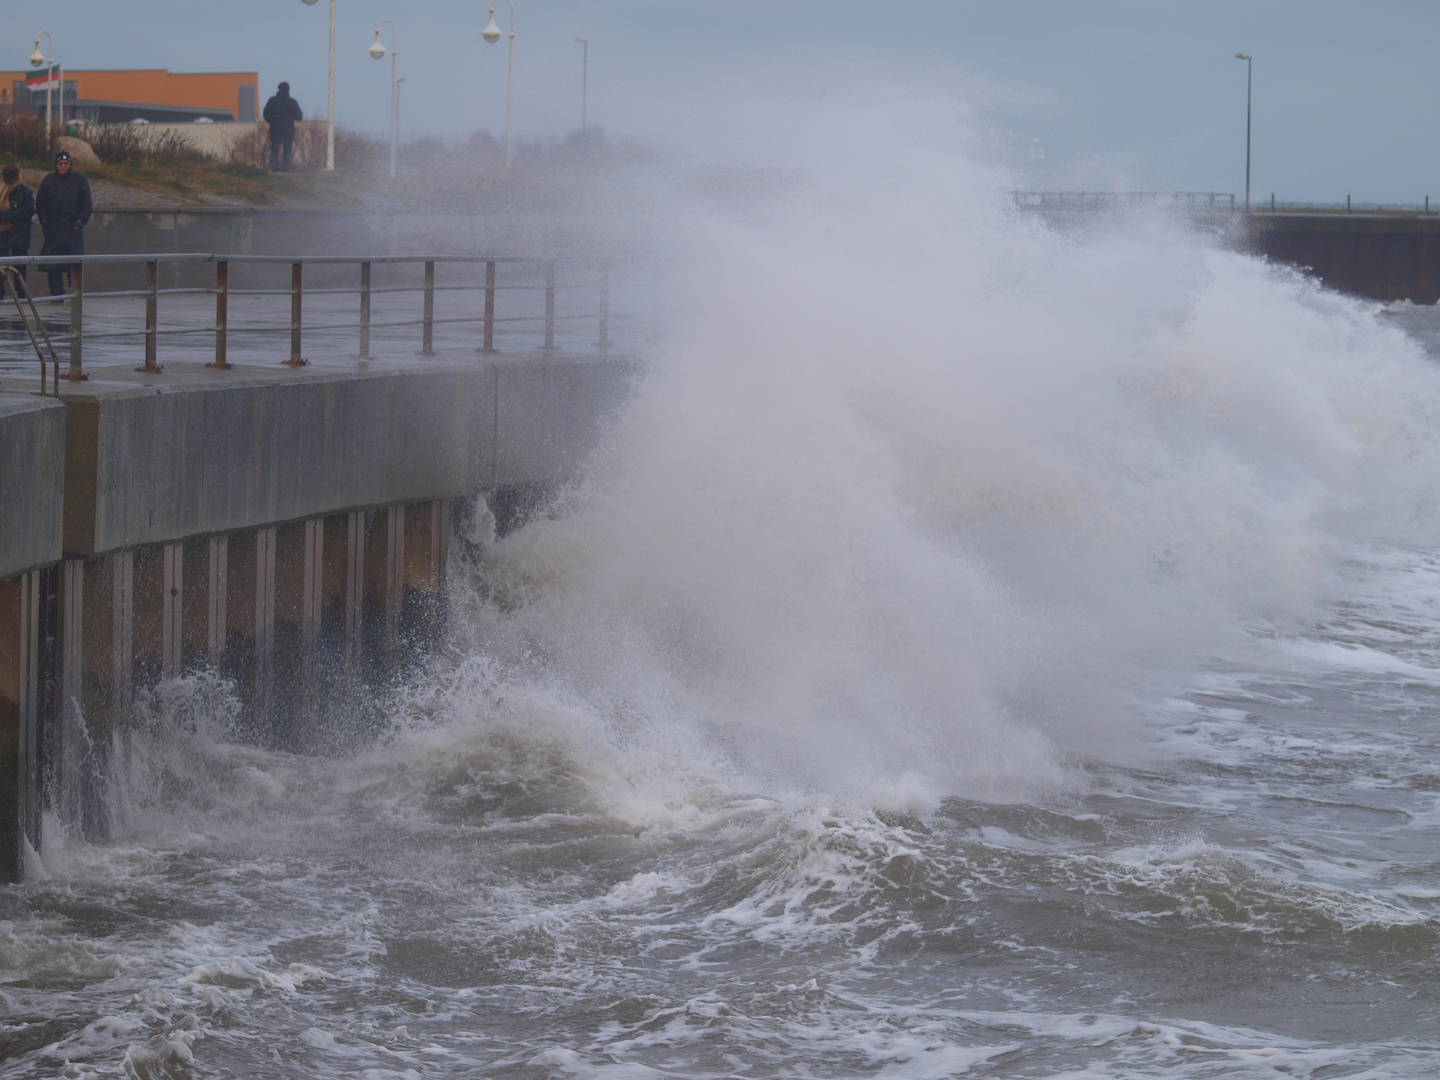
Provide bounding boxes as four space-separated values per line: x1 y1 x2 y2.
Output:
25 65 60 91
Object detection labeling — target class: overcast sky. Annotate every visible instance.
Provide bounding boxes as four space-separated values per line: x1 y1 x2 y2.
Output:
8 1 1439 202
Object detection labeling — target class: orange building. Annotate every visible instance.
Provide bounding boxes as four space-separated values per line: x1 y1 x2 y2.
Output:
0 69 259 123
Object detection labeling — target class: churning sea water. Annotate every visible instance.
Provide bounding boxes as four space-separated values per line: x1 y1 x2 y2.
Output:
6 123 1440 1078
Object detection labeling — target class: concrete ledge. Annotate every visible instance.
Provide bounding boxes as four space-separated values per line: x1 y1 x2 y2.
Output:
58 356 638 556
0 396 66 578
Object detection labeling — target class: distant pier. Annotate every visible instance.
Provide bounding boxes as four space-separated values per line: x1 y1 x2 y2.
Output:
1013 192 1440 304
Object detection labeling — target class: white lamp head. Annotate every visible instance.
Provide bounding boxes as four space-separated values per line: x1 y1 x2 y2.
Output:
482 10 502 43
29 42 45 67
301 0 319 5
1235 52 1251 60
368 31 387 59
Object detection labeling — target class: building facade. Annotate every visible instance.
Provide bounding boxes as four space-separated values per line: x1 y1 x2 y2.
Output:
0 69 258 124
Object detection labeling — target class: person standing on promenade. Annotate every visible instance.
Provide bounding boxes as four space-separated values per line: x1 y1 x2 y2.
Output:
263 82 304 172
35 150 91 297
0 163 36 295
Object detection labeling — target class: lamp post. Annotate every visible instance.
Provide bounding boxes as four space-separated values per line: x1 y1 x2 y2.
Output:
28 32 56 152
575 35 587 134
482 0 515 171
1235 52 1251 211
301 0 336 170
368 20 398 178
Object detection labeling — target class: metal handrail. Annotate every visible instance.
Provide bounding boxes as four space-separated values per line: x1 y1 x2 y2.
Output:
0 252 635 379
0 266 63 394
1011 190 1239 209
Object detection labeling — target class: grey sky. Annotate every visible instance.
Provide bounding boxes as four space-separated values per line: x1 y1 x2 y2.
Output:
7 1 1438 202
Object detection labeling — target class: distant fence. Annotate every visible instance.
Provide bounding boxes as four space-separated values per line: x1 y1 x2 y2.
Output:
1011 191 1237 209
1012 191 1440 216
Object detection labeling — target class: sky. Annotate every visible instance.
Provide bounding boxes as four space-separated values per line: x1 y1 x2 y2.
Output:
6 0 1440 203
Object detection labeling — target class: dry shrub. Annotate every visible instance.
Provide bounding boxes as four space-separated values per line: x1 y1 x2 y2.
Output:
0 112 52 160
79 124 209 166
227 123 270 167
230 122 382 173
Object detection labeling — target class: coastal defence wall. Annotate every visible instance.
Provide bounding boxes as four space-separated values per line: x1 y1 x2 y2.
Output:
0 355 636 881
1246 213 1440 304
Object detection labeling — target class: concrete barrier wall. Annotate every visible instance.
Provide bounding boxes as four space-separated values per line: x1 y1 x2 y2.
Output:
0 398 66 580
1 352 639 881
60 357 636 556
1248 214 1440 303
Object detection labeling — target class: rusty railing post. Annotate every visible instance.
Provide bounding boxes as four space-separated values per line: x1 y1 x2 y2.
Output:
597 260 610 352
136 259 162 373
359 260 372 360
421 260 434 356
208 259 231 370
543 260 556 350
62 262 87 381
285 260 306 366
481 259 497 353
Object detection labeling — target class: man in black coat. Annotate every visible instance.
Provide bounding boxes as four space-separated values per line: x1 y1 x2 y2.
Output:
0 163 36 296
263 81 304 172
35 150 92 297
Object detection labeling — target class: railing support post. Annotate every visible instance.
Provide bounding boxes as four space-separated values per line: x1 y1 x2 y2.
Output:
359 261 372 360
543 260 556 350
62 263 87 381
481 259 497 353
597 260 610 352
421 260 434 356
284 260 306 366
136 259 162 373
208 259 231 370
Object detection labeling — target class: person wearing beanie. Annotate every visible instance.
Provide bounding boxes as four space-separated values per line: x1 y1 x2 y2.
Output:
35 150 91 297
262 81 304 171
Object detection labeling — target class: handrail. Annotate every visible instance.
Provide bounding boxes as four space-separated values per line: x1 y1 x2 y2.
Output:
0 252 640 382
0 266 63 394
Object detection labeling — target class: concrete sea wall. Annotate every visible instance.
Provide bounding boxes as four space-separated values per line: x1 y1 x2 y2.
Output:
0 354 637 880
1246 213 1440 304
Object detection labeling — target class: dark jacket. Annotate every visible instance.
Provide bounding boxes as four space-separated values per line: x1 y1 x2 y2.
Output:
263 91 303 138
36 168 92 262
0 183 35 255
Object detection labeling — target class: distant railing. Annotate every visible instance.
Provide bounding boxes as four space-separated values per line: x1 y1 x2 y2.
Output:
0 253 643 383
1012 191 1440 216
1012 191 1238 209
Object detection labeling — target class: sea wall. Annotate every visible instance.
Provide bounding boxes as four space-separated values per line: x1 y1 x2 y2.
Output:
1247 213 1440 304
0 397 66 580
0 353 637 880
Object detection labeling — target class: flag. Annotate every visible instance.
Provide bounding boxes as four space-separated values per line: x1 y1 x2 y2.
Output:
25 65 60 91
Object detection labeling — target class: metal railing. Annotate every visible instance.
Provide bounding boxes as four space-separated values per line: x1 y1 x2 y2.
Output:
0 252 638 383
1012 191 1239 209
0 266 62 395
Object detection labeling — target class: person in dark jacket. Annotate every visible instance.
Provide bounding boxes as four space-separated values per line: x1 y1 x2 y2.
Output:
35 150 92 297
0 163 35 296
263 82 304 172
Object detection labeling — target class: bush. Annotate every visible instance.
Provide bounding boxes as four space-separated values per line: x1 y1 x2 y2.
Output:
230 122 383 173
0 112 52 160
78 124 209 166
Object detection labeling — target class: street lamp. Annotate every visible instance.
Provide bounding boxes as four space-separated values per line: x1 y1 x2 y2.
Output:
1235 52 1252 211
368 20 398 179
482 0 515 171
575 35 587 134
301 0 336 171
28 32 58 152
